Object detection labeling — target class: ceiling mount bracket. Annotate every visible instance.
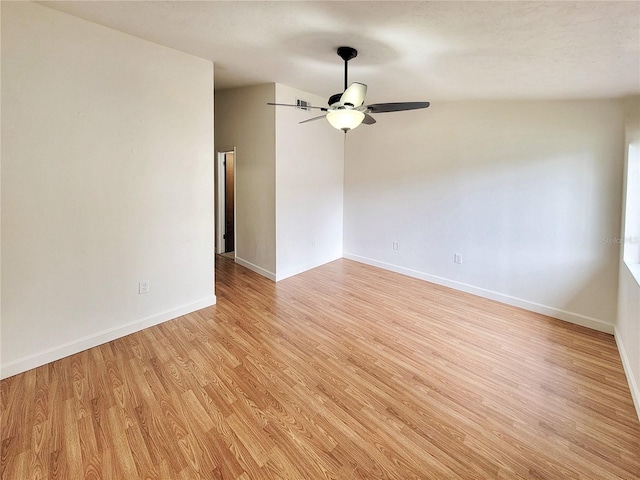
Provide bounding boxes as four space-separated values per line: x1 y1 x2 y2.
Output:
337 46 357 62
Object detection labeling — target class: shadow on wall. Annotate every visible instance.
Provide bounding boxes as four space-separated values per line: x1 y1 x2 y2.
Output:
343 100 624 325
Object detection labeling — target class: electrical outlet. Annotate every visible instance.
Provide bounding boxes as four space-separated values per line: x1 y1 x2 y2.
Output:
392 241 399 251
454 253 462 264
312 239 316 247
139 280 150 294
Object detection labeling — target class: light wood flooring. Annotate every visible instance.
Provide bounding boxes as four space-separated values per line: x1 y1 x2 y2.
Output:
2 257 639 479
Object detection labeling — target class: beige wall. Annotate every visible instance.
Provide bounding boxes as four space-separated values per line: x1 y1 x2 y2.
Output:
344 100 624 332
274 84 344 280
617 95 640 419
214 83 345 281
1 2 215 378
215 85 277 278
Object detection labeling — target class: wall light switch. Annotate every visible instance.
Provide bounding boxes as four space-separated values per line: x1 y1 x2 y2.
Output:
454 253 462 264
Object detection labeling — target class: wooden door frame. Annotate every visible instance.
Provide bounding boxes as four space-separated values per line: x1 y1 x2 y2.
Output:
215 148 236 255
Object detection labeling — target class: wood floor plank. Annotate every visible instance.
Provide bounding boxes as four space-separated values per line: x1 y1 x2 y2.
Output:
2 256 640 479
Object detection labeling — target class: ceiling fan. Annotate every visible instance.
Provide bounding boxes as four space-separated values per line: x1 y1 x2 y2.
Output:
268 46 430 132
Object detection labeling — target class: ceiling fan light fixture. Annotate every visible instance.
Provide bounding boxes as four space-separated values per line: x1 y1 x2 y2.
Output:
326 109 365 132
267 46 430 130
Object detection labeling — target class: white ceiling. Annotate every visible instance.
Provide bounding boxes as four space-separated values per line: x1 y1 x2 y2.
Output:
41 1 640 104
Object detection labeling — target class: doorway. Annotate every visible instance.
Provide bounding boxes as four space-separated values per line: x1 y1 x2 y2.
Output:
216 149 235 256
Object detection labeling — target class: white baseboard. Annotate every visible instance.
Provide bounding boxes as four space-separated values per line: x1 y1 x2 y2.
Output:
234 256 276 281
614 326 640 421
234 254 342 282
275 254 343 282
0 295 217 380
343 252 614 334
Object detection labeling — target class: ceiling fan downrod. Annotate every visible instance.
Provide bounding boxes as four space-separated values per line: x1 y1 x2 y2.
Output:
328 47 358 106
337 46 357 91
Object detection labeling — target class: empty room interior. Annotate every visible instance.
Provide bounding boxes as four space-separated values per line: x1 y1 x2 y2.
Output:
2 1 640 479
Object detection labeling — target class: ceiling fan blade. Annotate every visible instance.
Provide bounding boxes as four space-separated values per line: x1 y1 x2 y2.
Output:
299 115 327 124
366 102 430 113
267 102 327 111
340 83 367 107
362 113 376 125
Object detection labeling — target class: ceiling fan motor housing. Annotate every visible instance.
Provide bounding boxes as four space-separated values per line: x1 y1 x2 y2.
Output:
328 93 343 106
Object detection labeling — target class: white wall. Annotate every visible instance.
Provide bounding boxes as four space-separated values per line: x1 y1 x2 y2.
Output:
344 100 624 332
274 85 344 280
617 96 640 419
1 2 215 378
215 84 277 278
215 83 344 281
